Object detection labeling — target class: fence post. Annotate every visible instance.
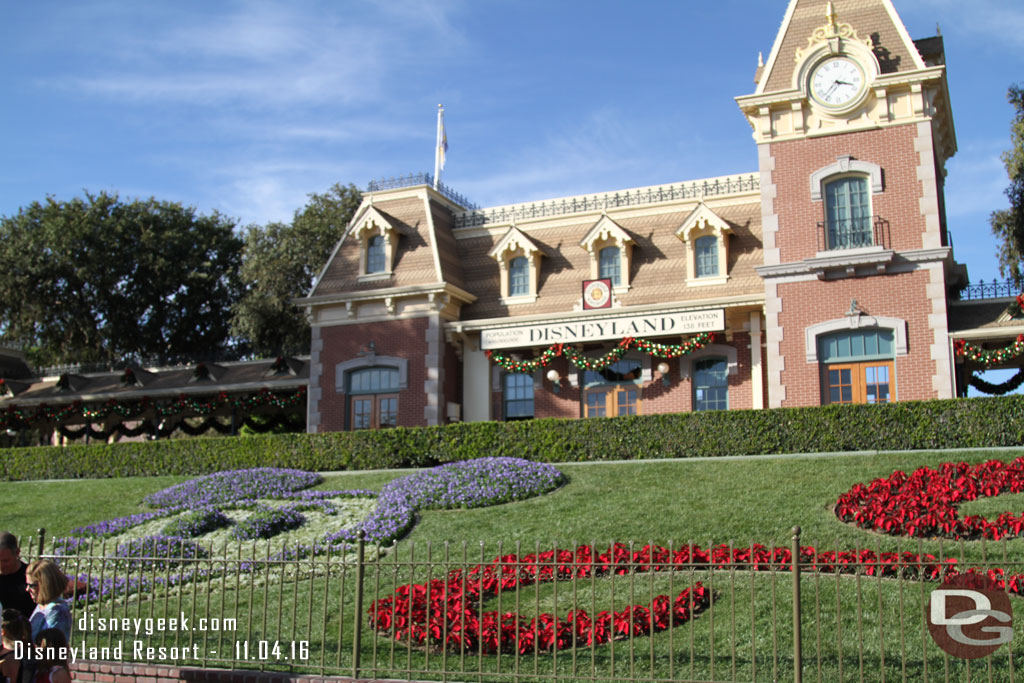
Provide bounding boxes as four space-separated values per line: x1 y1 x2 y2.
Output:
36 528 46 557
352 530 366 679
792 525 802 683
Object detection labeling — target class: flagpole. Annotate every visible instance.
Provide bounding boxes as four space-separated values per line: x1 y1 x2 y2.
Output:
433 104 445 190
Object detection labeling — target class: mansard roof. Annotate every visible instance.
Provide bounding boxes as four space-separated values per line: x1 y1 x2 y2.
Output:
455 190 763 321
757 0 925 95
309 186 466 299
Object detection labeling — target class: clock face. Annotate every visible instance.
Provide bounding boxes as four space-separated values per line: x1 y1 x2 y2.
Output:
810 57 865 108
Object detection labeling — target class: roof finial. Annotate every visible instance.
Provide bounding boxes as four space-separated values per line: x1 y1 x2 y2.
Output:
757 51 764 68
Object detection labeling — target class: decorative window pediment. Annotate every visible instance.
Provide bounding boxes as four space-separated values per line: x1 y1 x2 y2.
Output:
810 155 883 201
675 203 732 287
580 215 633 291
351 206 400 280
489 226 544 304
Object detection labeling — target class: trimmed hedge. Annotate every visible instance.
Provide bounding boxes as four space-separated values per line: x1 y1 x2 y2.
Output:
4 395 1024 482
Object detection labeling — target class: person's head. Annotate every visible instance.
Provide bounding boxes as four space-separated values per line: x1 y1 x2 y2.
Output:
1 609 29 646
24 561 66 606
0 533 21 576
33 628 68 668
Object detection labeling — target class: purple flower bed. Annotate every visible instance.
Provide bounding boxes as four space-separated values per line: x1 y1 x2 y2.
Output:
385 458 564 510
329 458 565 547
73 508 184 538
144 468 322 508
230 505 305 541
115 536 209 567
162 508 232 537
58 459 564 602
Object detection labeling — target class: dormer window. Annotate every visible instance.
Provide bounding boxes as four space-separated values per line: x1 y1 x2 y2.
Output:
694 235 719 278
351 206 399 280
580 215 633 292
598 246 621 286
675 203 732 287
489 226 543 304
509 256 530 296
366 235 386 273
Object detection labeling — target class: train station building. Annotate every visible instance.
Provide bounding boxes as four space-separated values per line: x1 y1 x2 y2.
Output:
297 0 996 432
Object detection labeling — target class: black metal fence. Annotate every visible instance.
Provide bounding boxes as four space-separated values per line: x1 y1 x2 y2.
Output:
23 529 1024 683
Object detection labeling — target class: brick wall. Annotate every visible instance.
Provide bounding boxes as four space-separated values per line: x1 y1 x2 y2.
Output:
533 356 580 419
774 269 935 407
315 318 430 432
770 125 927 263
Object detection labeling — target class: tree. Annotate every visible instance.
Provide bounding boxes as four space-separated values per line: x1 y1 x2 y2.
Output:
0 192 243 368
231 183 362 356
991 84 1024 283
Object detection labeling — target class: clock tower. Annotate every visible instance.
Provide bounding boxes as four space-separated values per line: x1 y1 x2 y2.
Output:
736 0 960 408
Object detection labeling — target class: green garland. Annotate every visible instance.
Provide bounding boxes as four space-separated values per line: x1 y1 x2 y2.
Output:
485 333 715 374
2 387 306 431
954 335 1024 368
968 368 1024 396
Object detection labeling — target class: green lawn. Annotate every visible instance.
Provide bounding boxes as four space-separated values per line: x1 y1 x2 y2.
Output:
7 448 1024 682
11 449 1024 556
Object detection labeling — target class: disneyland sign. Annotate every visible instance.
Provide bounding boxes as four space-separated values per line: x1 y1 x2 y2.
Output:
480 309 725 350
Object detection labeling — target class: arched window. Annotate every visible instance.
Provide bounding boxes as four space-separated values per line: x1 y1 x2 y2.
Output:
693 357 728 411
366 235 386 273
503 373 534 420
825 177 871 250
349 367 399 429
818 328 894 404
509 256 530 297
695 235 719 278
598 246 621 286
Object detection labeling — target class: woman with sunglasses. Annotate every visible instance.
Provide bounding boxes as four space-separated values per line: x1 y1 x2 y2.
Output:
24 562 70 642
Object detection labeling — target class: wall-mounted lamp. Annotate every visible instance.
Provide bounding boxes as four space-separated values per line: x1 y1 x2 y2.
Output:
546 368 562 394
657 361 672 387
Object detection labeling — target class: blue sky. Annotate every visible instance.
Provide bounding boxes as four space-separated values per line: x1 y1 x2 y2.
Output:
1 0 1022 286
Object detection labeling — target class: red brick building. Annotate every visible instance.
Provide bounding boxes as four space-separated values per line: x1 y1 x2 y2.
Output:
297 0 985 432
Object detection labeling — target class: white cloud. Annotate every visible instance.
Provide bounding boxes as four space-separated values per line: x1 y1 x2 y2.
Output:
945 140 1010 217
454 108 658 206
900 0 1024 50
57 1 466 108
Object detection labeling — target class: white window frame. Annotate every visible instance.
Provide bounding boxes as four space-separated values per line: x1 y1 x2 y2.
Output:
580 215 633 294
675 203 731 287
489 226 543 305
352 207 400 281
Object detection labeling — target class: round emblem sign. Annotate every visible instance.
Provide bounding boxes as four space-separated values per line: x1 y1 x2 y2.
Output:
927 574 1014 659
583 279 611 309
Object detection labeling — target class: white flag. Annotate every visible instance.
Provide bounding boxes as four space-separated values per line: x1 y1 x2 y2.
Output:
434 105 447 189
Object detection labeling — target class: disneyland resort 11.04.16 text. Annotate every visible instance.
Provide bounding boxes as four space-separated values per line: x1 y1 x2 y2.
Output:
52 611 310 663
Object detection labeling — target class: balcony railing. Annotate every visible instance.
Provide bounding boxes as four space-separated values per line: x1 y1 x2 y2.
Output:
365 173 479 210
816 215 890 252
956 278 1020 301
